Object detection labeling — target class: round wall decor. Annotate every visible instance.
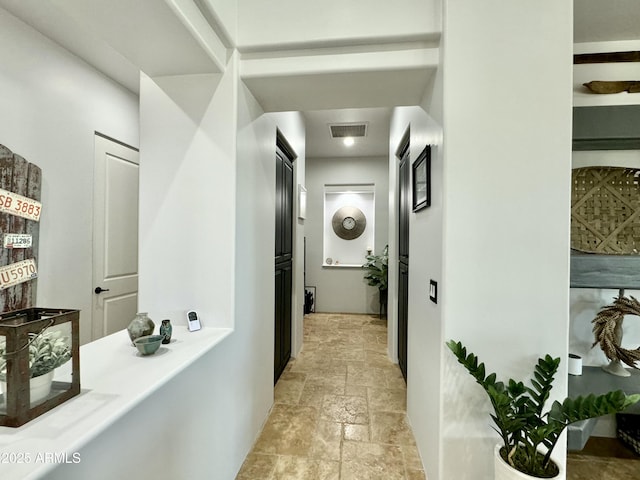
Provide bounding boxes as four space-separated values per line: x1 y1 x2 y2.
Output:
332 206 366 240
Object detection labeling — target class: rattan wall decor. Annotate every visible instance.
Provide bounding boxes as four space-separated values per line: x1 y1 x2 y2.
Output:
571 166 640 254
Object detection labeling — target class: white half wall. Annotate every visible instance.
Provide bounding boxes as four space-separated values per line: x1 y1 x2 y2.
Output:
0 7 139 345
440 1 572 479
306 156 389 314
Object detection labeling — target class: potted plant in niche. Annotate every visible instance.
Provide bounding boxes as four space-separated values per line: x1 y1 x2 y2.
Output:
363 245 388 317
446 340 640 479
0 330 72 405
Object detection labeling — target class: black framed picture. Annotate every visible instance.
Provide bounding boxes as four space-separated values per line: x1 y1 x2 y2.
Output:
304 286 316 314
412 145 431 211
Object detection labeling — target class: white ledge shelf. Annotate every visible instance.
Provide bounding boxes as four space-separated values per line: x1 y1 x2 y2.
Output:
0 325 232 479
322 263 363 268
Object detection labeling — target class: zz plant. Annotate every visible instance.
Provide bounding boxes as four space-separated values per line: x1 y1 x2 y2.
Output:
447 340 640 478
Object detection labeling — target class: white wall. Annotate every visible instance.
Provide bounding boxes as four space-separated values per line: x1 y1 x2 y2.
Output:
237 0 440 49
440 2 572 479
306 156 389 314
138 69 236 327
388 106 444 480
0 8 139 345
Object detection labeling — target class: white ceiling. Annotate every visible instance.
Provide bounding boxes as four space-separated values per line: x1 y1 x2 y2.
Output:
2 1 640 158
303 108 392 159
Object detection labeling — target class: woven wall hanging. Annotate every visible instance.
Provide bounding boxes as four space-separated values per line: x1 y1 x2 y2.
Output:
571 166 640 254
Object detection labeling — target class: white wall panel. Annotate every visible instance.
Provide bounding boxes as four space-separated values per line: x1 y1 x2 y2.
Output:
0 7 139 345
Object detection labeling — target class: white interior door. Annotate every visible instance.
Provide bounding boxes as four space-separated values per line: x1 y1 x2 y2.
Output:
92 134 139 341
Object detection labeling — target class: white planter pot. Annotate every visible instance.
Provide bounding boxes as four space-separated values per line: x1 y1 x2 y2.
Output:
494 445 563 480
1 370 54 407
29 371 54 404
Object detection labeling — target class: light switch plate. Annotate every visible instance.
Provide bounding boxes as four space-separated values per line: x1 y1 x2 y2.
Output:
429 280 438 304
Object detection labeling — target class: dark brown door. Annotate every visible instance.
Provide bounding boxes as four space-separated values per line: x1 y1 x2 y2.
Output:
397 134 410 382
274 133 295 383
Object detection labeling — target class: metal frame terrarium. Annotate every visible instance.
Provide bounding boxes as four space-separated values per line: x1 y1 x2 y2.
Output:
0 308 80 427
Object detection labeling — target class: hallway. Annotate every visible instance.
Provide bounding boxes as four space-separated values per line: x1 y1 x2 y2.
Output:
236 313 426 480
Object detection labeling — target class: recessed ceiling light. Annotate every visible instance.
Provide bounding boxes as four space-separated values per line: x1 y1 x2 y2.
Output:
343 137 355 147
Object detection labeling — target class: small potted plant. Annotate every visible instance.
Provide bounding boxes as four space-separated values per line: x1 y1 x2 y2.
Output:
447 340 640 479
0 330 72 404
362 245 388 317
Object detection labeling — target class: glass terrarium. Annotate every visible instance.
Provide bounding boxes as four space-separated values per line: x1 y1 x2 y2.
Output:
0 308 80 427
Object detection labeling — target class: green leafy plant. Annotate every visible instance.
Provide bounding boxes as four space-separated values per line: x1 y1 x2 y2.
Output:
0 330 71 379
447 340 640 478
362 244 388 291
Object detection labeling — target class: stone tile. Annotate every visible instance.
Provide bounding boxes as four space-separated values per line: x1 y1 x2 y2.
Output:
406 469 427 480
370 411 416 445
364 317 387 327
343 423 370 442
238 313 426 480
367 386 407 413
308 420 342 461
341 442 405 480
320 394 369 424
304 372 347 389
332 348 366 362
365 341 387 354
365 350 391 367
401 445 424 470
567 456 640 480
314 361 349 376
347 364 389 388
273 456 340 480
298 380 344 407
362 332 383 344
274 372 306 404
380 365 407 389
345 384 367 397
236 453 277 479
252 404 319 456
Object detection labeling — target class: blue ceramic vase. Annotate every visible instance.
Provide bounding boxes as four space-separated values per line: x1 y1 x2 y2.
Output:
160 319 172 344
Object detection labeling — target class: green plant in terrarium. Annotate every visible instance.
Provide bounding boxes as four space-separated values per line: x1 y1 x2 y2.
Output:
0 330 71 379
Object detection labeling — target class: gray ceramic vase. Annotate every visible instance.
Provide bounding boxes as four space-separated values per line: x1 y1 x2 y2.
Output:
127 312 155 345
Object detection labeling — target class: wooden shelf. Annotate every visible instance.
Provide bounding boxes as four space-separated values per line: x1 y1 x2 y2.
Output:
570 251 640 289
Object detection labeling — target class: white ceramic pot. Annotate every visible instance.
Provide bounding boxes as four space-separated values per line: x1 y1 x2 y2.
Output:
1 370 54 407
29 370 54 404
494 445 563 480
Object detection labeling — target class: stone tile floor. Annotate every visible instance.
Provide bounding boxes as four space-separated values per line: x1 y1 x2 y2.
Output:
236 313 425 480
567 437 640 480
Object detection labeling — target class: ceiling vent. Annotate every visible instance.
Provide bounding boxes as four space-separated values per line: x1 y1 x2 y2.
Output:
329 123 368 139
